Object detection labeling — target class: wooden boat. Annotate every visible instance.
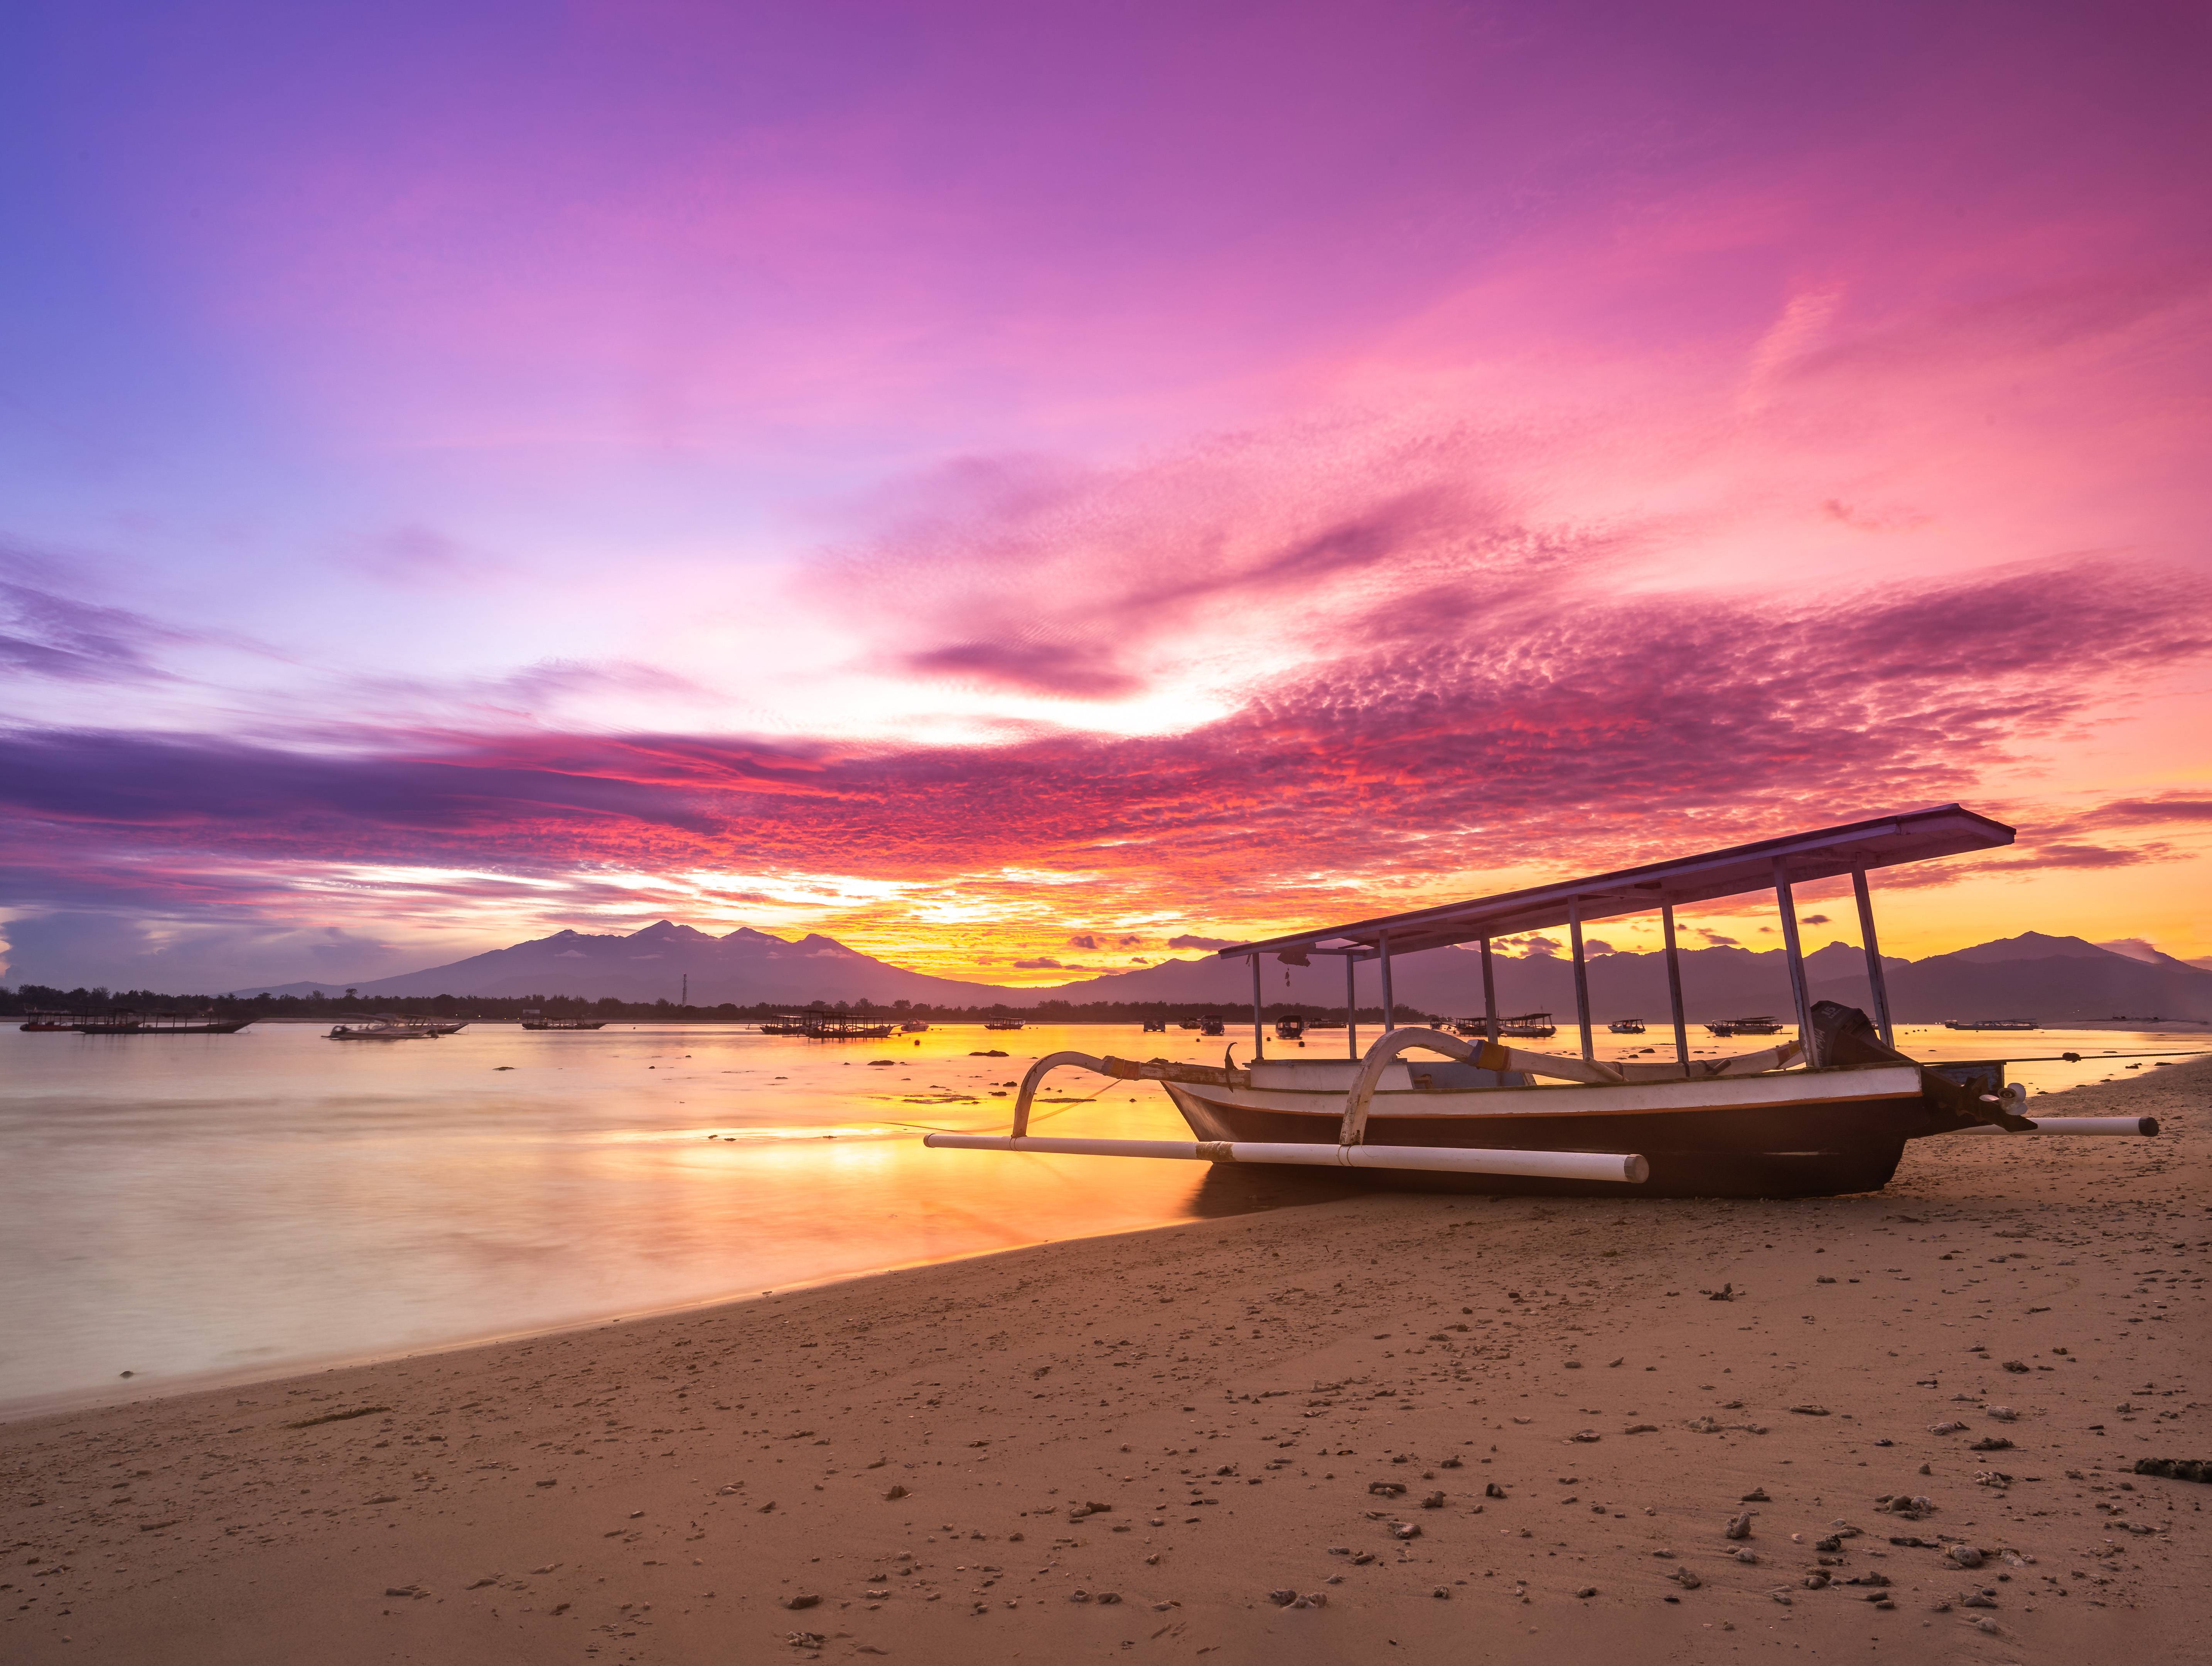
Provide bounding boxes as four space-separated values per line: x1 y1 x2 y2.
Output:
519 1018 609 1031
983 1018 1025 1032
1496 1012 1556 1039
1274 1014 1307 1041
1708 1015 1783 1038
328 1023 431 1040
1199 1014 1226 1037
1607 1018 1646 1034
926 806 2161 1199
900 1019 930 1032
19 1011 81 1031
1141 1017 1169 1033
1947 1019 2037 1031
75 1012 254 1035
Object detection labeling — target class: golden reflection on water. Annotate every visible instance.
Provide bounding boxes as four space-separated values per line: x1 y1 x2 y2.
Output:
0 1019 2187 1410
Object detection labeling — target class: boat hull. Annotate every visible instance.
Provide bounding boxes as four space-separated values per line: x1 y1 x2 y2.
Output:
1162 1065 1932 1198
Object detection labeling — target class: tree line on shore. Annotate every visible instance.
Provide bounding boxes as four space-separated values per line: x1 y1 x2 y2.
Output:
0 984 1445 1026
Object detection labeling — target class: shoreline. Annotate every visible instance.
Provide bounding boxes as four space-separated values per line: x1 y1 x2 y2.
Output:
3 1060 2204 1663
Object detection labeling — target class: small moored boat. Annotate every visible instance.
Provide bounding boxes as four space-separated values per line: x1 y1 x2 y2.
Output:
1607 1018 1646 1034
1946 1019 2037 1031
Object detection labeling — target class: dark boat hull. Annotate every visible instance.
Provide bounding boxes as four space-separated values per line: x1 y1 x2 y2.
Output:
1163 1072 1931 1199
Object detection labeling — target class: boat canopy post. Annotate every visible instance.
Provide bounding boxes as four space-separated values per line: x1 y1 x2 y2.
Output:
1661 903 1689 1071
1379 931 1396 1033
1345 954 1358 1060
1567 896 1594 1062
1850 865 1895 1044
1248 954 1265 1061
1772 857 1818 1066
1479 937 1498 1040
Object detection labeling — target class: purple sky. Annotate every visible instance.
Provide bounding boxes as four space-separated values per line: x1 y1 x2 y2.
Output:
3 1 2209 991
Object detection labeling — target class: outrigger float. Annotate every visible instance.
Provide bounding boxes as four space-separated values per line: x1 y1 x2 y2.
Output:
926 806 2165 1198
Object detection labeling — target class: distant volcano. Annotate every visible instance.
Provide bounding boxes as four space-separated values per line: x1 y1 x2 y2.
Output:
242 922 2211 1024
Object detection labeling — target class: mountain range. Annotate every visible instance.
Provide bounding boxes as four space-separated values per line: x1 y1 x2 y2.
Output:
244 924 2212 1023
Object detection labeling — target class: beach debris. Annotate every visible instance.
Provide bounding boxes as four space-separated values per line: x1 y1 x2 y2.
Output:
1949 1546 1985 1568
1433 1586 1452 1599
1789 1404 1830 1416
780 1594 822 1610
2001 1360 2030 1374
1096 1592 1121 1604
1928 1421 1969 1435
1068 1590 1090 1603
1420 1491 1446 1509
1623 1423 1659 1435
785 1632 826 1649
1724 1513 1755 1540
1575 1586 1597 1598
1067 1500 1112 1520
1735 1550 1758 1565
1974 1471 2013 1489
1269 1589 1297 1606
1368 1481 1406 1497
883 1485 909 1500
1969 1437 2013 1452
1959 1592 1998 1609
1740 1488 1770 1502
1974 1619 2001 1635
1485 1482 1507 1499
1804 1573 1829 1589
1875 1494 1935 1518
1708 1284 1736 1302
2134 1458 2212 1482
1570 1430 1601 1443
1985 1406 2018 1422
1670 1567 1702 1589
1292 1592 1328 1609
1389 1521 1421 1540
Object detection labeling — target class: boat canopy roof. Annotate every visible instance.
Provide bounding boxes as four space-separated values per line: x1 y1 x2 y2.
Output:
1215 804 2013 964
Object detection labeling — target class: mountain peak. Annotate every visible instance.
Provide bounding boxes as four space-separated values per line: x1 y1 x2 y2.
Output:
1937 931 2118 965
629 920 709 940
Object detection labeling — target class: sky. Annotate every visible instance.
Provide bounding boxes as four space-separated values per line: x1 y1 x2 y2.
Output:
2 0 2209 993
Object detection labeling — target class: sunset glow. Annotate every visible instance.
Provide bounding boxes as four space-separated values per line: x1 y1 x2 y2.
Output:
3 0 2207 991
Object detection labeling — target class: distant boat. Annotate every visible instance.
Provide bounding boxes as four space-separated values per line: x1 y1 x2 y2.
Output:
983 1018 1025 1032
1946 1019 2038 1031
519 1018 609 1031
328 1023 431 1041
1708 1016 1784 1038
1607 1019 1647 1034
900 1019 930 1032
1199 1014 1226 1037
73 1011 254 1035
1496 1012 1557 1039
1176 1017 1205 1031
1275 1014 1307 1041
1141 1017 1168 1033
19 1010 80 1031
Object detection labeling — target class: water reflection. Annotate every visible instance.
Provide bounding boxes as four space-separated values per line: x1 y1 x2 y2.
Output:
0 1019 2188 1411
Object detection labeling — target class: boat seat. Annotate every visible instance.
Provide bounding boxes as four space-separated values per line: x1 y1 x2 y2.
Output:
1407 1062 1533 1090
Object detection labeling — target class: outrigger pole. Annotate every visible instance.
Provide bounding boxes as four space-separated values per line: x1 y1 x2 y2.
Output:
1568 896 1594 1061
1851 866 1895 1044
1479 937 1498 1041
1249 954 1265 1060
1774 857 1818 1066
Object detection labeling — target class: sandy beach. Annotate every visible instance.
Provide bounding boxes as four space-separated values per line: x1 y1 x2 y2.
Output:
3 1058 2205 1664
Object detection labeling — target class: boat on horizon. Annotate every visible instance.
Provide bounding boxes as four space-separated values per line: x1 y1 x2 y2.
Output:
1495 1012 1556 1039
1946 1019 2038 1031
1607 1018 1646 1034
328 1022 432 1040
983 1018 1025 1032
926 806 2163 1199
1274 1014 1307 1041
1708 1015 1784 1038
71 1010 255 1035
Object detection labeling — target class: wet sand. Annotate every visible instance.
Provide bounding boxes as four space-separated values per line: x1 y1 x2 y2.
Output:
3 1058 2206 1664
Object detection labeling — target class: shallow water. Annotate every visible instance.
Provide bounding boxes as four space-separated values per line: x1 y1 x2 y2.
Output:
0 1017 2191 1412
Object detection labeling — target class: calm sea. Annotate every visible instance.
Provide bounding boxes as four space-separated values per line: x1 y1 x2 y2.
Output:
0 1018 2191 1413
